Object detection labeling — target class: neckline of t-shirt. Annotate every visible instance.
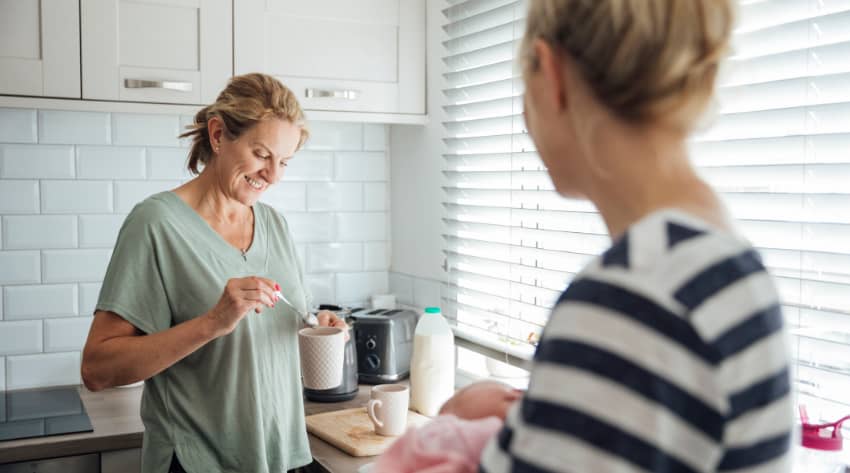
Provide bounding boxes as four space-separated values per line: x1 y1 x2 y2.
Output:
159 191 267 264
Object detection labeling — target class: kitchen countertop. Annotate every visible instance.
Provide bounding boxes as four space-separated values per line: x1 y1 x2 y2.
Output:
0 384 387 472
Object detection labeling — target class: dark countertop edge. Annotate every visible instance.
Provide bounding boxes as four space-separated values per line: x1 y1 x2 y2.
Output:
0 432 143 464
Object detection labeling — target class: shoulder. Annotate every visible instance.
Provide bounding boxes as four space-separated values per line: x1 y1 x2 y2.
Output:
119 192 180 237
256 201 289 229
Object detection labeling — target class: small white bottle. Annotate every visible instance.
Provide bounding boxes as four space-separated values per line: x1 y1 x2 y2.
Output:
409 307 455 416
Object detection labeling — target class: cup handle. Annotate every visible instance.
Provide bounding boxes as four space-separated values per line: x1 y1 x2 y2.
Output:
367 399 384 428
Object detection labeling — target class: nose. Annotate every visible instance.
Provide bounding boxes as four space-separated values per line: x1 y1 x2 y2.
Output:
264 158 283 184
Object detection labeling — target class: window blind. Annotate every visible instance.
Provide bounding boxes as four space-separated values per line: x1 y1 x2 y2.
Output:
441 0 850 422
694 0 850 425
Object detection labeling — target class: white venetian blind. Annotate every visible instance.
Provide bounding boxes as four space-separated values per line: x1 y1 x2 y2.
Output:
440 0 607 360
692 0 850 423
441 0 850 421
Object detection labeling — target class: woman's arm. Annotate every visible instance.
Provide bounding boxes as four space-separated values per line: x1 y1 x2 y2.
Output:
81 276 278 391
81 310 222 391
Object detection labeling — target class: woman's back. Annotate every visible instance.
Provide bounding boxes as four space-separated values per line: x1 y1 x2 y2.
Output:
480 209 792 472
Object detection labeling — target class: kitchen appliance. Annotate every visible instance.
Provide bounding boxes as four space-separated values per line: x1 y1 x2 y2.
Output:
351 308 418 384
303 305 359 403
0 386 93 442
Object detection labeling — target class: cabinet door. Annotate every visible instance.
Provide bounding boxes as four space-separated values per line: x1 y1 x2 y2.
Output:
82 0 231 105
0 0 80 98
101 448 141 473
235 0 425 115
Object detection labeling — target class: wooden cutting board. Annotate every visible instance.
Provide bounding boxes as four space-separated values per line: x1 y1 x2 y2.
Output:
306 407 431 457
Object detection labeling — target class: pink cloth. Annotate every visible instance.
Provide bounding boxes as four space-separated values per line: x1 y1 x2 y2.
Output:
373 415 502 473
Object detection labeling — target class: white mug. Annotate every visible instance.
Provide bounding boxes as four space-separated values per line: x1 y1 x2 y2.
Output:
367 384 410 436
298 326 345 390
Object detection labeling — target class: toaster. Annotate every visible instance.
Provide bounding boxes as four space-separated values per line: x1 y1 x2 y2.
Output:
351 308 418 384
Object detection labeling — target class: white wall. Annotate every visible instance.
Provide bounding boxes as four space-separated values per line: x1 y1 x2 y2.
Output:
0 107 389 389
389 0 447 308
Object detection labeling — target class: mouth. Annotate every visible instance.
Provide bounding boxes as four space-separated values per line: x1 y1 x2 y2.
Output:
244 175 267 191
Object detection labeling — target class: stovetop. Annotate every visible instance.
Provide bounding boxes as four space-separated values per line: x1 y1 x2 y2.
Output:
0 386 93 442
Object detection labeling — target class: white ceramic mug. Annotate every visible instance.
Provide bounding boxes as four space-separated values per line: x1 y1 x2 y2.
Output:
367 384 410 436
298 326 345 390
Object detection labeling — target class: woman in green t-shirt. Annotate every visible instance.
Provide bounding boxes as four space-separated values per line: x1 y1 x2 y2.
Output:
81 73 347 473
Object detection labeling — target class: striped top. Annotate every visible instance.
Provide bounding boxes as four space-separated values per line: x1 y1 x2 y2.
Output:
480 209 793 473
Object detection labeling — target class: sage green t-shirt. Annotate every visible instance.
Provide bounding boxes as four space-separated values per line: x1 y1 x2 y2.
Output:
96 191 312 473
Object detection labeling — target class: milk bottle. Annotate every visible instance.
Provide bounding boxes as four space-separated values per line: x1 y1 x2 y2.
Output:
410 307 456 416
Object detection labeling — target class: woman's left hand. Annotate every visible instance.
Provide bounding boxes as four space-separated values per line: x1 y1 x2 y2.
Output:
316 310 350 341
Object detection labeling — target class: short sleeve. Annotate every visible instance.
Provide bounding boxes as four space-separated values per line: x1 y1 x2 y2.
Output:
95 201 172 334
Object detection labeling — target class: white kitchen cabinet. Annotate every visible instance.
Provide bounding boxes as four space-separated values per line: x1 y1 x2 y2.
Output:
0 0 80 98
81 0 232 105
235 0 425 116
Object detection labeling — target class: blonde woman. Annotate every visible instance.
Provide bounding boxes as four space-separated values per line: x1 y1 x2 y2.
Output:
439 1 793 472
81 73 347 473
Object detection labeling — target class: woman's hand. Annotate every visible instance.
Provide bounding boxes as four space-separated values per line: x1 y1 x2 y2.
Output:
316 310 350 341
206 276 278 336
439 380 523 420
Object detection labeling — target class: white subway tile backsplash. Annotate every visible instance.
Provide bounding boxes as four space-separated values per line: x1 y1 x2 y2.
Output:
335 213 387 241
4 284 78 320
114 180 179 213
285 212 334 243
287 151 333 181
363 183 387 211
305 274 335 305
414 278 442 309
41 181 112 214
77 146 146 180
0 181 39 214
7 352 81 389
148 147 191 180
0 359 4 391
42 249 111 283
112 113 180 147
2 215 77 249
389 272 414 305
304 122 362 151
78 283 102 316
363 124 387 151
0 320 42 355
308 243 363 273
0 109 37 143
39 111 110 145
364 242 389 271
0 144 75 179
335 152 386 181
0 251 40 285
307 183 362 212
261 183 306 212
79 215 126 248
335 272 388 304
44 317 93 352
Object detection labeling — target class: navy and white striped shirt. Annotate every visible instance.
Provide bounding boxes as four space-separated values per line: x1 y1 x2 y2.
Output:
480 209 793 473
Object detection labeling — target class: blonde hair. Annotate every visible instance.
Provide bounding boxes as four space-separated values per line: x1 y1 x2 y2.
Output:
521 0 734 130
180 73 309 175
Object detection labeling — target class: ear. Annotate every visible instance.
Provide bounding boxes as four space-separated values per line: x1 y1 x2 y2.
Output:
207 116 224 150
533 38 567 112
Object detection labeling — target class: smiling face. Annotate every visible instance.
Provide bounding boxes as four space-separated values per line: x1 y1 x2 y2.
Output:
210 117 302 206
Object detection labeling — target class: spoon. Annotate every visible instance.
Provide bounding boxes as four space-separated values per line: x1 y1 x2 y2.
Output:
273 291 319 326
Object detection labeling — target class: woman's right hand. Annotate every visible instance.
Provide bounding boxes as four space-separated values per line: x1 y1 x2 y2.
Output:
206 276 278 336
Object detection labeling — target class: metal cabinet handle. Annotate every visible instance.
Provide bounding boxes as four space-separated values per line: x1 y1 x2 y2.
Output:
124 79 193 92
305 88 360 100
